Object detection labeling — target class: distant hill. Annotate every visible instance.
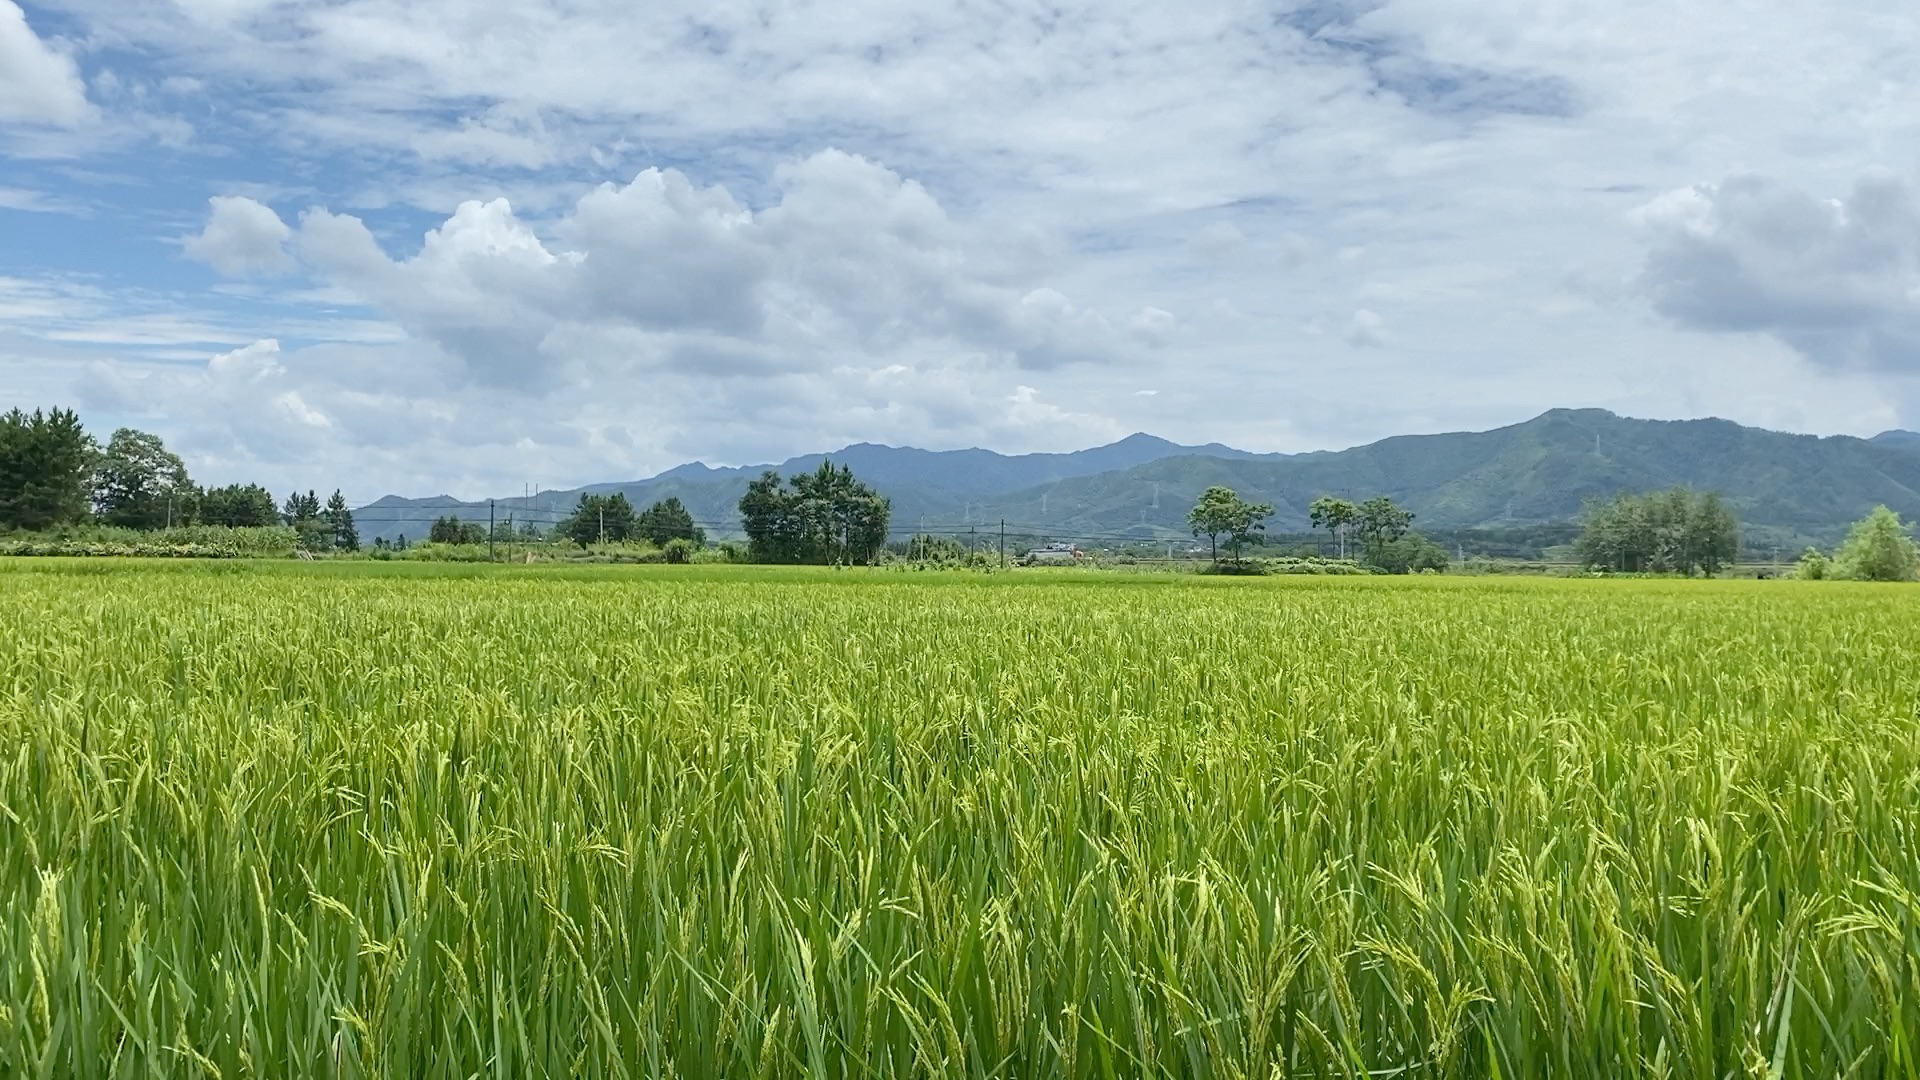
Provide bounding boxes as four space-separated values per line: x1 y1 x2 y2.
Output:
353 433 1273 542
1873 430 1920 454
970 410 1920 548
355 409 1920 549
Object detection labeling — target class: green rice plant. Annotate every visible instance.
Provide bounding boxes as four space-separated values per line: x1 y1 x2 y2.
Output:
0 560 1916 1077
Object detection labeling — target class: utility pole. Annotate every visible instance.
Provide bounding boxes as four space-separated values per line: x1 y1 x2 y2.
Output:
599 505 605 546
165 494 173 531
969 525 976 559
488 499 495 562
999 519 1006 566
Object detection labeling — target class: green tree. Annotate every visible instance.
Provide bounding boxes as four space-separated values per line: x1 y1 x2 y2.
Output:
738 463 890 564
0 407 95 531
1833 505 1918 582
1308 496 1359 560
284 490 330 550
1187 485 1274 563
200 483 279 527
429 515 486 545
1370 532 1450 574
638 496 703 547
1355 496 1415 565
1576 487 1740 575
741 471 805 562
282 490 321 527
1689 492 1740 575
321 489 359 551
92 428 196 529
560 493 638 547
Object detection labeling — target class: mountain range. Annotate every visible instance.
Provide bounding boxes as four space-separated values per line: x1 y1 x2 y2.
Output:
356 409 1920 549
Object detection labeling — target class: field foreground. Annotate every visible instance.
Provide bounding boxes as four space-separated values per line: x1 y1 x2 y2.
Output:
3 560 1918 1077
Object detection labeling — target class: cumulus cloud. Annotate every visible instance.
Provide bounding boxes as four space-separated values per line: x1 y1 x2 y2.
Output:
0 1 92 126
1636 174 1920 370
185 196 296 276
290 149 1150 385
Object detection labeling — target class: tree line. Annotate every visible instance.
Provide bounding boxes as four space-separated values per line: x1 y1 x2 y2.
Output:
1185 487 1447 573
0 407 361 550
1574 488 1739 575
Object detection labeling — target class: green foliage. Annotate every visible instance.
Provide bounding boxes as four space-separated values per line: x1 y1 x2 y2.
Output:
1832 505 1919 581
0 524 297 558
1187 485 1273 562
91 428 196 529
1261 556 1372 575
428 515 487 546
739 462 891 564
3 565 1919 1075
1308 495 1359 559
0 407 94 532
0 539 241 558
662 537 698 564
1795 547 1830 580
1368 531 1450 574
199 483 279 527
321 489 359 552
282 490 320 526
637 496 704 547
1576 486 1739 575
560 493 638 547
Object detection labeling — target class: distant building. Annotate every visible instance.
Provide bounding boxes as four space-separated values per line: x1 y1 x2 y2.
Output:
1023 542 1082 565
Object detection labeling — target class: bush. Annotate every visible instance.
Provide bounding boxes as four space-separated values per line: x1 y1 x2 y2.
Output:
1366 532 1450 574
0 540 242 559
1264 557 1373 575
1199 560 1269 576
1794 547 1829 580
4 524 298 557
663 538 698 564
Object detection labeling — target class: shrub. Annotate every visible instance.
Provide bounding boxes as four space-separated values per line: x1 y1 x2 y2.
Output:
1794 547 1829 580
663 538 698 564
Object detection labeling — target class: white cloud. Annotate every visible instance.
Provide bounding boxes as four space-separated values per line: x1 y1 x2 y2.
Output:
411 103 557 168
185 196 296 276
10 0 1920 495
1345 308 1389 347
0 1 91 126
1636 173 1920 370
291 149 1153 385
0 186 84 213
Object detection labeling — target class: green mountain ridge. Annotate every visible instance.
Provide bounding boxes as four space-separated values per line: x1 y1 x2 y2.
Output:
972 410 1920 549
356 409 1920 549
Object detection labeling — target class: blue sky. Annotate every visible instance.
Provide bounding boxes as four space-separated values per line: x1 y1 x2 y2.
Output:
3 0 1918 499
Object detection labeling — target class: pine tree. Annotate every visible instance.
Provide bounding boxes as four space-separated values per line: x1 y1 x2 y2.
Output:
0 407 94 531
322 489 359 551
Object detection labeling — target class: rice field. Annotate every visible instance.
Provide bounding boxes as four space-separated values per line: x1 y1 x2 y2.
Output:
2 559 1918 1078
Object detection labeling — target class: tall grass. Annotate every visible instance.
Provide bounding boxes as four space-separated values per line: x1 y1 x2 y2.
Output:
1 561 1917 1076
